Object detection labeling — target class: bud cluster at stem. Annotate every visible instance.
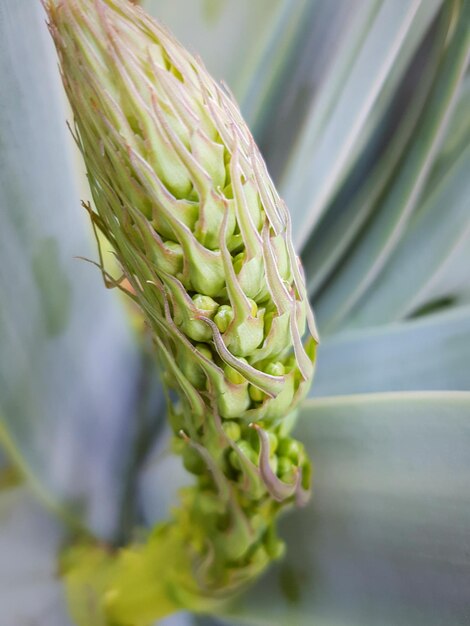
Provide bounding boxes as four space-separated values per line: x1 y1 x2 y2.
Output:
47 0 318 617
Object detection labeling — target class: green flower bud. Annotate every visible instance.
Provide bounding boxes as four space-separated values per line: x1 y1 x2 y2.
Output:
223 363 246 385
46 0 318 621
197 490 225 516
264 524 285 560
236 256 268 300
277 438 302 464
232 252 245 274
277 456 294 479
217 381 251 418
229 441 258 470
214 305 234 333
265 361 285 377
225 308 265 357
183 446 206 475
250 513 267 536
150 239 184 276
222 420 242 442
192 294 219 316
249 384 266 403
267 432 278 455
249 544 270 572
195 343 213 361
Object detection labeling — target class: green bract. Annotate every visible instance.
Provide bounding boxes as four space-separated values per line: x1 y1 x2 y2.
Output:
46 0 318 622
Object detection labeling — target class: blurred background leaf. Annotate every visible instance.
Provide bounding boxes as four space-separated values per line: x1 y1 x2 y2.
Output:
310 306 470 396
308 0 469 334
0 0 155 540
280 0 445 244
221 393 470 626
0 483 73 626
342 121 470 327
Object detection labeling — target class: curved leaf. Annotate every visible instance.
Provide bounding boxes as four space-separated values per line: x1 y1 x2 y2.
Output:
310 306 470 396
342 123 470 327
234 0 313 138
302 3 452 297
282 0 443 245
0 485 72 626
223 392 470 626
314 3 470 334
138 428 192 527
0 1 142 538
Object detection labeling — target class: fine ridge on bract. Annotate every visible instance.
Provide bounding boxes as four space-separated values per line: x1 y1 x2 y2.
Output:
46 0 318 622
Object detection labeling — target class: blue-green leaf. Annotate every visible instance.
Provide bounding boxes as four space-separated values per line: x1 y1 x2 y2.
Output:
282 0 443 245
310 306 470 396
138 429 192 527
301 2 453 298
341 120 470 328
0 485 72 626
222 392 470 626
0 1 141 538
313 3 469 334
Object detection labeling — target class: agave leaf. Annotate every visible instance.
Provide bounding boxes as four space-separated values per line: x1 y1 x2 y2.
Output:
309 306 470 397
259 0 380 183
341 140 470 328
0 1 143 538
280 0 444 244
301 2 454 298
427 74 470 189
0 484 72 626
313 2 469 334
230 0 313 137
138 429 193 528
222 392 470 626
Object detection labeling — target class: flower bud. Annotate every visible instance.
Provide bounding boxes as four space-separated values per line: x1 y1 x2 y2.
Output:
46 0 318 619
214 305 234 333
222 420 242 442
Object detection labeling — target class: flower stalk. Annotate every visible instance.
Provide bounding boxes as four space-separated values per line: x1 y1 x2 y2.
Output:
46 0 318 623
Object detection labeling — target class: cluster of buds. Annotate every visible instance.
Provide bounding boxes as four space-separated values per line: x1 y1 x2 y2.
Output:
47 0 317 620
